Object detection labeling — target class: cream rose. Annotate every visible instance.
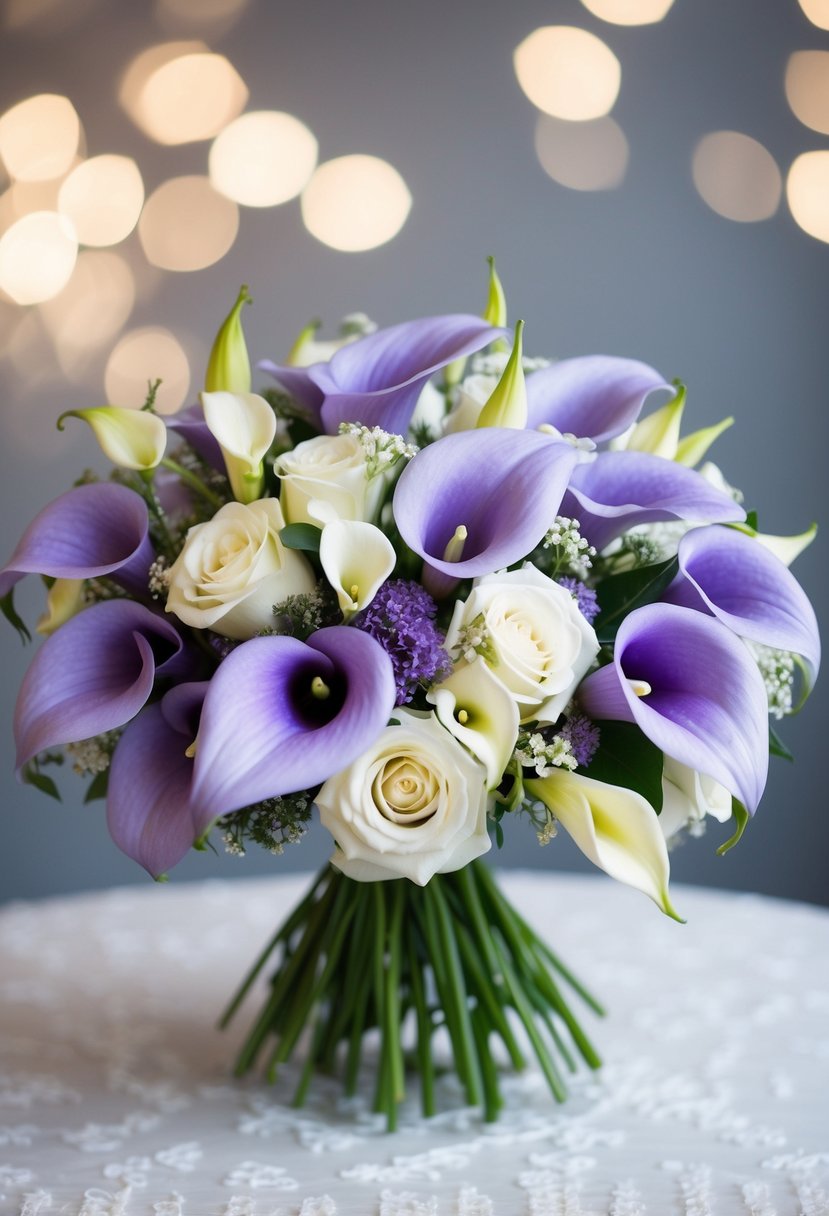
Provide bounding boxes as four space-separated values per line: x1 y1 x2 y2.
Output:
659 757 732 842
444 565 599 725
165 498 315 640
316 709 491 885
274 433 382 526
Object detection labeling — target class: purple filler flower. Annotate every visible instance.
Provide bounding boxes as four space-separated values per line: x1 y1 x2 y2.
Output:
556 577 600 624
557 709 601 768
353 579 451 705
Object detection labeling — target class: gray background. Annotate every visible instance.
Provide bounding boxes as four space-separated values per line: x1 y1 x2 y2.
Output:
0 0 826 907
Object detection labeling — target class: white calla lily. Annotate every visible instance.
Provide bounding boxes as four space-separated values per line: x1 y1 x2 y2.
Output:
36 578 85 636
674 415 734 467
731 520 818 567
319 519 395 618
427 657 519 789
525 768 682 921
201 390 277 503
58 407 167 471
615 384 685 460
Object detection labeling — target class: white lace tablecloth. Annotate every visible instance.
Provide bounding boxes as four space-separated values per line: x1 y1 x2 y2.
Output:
0 872 827 1216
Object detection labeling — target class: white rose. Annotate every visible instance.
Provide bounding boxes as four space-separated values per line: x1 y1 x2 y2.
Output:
165 498 315 640
659 757 732 842
274 433 382 526
444 565 599 725
316 708 491 885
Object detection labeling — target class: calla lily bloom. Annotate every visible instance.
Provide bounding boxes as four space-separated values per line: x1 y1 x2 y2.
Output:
190 625 396 822
664 524 821 692
261 314 502 436
730 520 817 568
563 450 746 550
0 483 154 602
201 390 277 503
107 682 208 878
166 404 226 471
14 599 186 772
36 578 85 636
674 416 734 467
427 657 519 789
613 384 686 460
57 406 167 471
578 603 769 813
526 355 673 444
205 284 252 394
393 428 578 591
525 768 681 920
318 519 396 618
476 320 527 430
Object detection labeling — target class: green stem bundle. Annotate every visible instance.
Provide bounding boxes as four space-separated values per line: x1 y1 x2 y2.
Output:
222 862 604 1130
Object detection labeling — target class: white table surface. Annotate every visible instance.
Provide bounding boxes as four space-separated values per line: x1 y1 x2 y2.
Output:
0 871 827 1216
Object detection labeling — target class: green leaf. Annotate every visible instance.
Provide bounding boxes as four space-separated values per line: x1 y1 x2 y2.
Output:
1 590 31 642
769 724 794 763
593 556 679 642
716 798 750 856
22 763 61 802
745 510 759 531
577 720 664 813
84 769 110 803
279 523 322 553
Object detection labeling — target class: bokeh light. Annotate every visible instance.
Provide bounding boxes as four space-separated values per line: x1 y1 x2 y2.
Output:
40 251 135 378
120 41 205 129
513 27 621 122
133 51 248 145
797 0 829 31
301 155 412 252
105 327 191 414
787 151 829 244
0 210 78 304
579 0 675 24
785 51 829 136
692 131 781 222
58 156 144 247
534 114 628 190
138 176 239 271
209 111 318 207
0 94 80 182
0 170 73 231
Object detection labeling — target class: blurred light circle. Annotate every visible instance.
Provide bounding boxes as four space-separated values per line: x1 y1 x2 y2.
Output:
513 27 621 121
0 210 78 304
0 172 71 231
138 176 238 271
692 131 781 222
136 52 248 145
301 155 412 252
40 251 135 376
785 51 829 136
209 111 318 207
120 41 206 126
787 151 829 244
535 113 628 190
0 94 80 182
105 327 190 414
797 0 829 30
58 155 144 246
579 0 675 23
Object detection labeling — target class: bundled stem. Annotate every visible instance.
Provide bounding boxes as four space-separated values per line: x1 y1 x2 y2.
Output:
222 862 603 1130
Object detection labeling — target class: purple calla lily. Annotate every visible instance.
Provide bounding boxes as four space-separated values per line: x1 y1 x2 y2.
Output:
393 428 579 588
190 625 396 823
663 524 821 690
256 363 326 429
0 483 154 601
578 602 769 812
262 315 502 436
166 403 226 471
14 599 186 771
526 356 673 443
107 682 209 878
563 451 746 550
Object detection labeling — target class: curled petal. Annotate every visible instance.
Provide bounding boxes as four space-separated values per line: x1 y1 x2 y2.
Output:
319 519 396 617
525 768 680 919
14 599 185 771
190 625 396 827
526 356 672 443
201 391 277 503
58 407 167 471
257 362 325 428
565 450 745 550
166 403 226 471
579 602 769 813
0 483 154 601
427 658 519 789
394 428 578 581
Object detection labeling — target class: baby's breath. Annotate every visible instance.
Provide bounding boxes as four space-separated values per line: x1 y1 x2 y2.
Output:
450 612 497 666
66 731 120 776
514 730 578 777
746 641 796 719
338 422 418 479
219 793 312 857
540 516 596 576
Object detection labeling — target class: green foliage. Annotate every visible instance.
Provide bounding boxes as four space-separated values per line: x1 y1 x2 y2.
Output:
22 758 62 801
769 723 794 763
279 523 322 554
84 769 110 803
577 720 664 813
717 799 750 856
593 556 679 642
1 590 31 642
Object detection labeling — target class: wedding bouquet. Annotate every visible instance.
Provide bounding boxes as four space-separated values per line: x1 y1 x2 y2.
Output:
1 264 819 1128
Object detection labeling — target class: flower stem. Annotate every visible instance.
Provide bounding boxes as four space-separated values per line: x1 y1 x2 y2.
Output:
160 457 224 508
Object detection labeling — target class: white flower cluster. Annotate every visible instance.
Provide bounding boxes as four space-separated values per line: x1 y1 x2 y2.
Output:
542 516 596 575
148 556 171 599
514 730 577 777
746 641 796 719
449 612 495 665
66 734 115 776
338 423 418 479
469 350 551 377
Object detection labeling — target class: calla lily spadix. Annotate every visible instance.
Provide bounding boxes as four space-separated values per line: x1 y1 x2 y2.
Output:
525 768 682 920
57 406 167 472
0 482 154 603
476 319 527 430
318 519 396 618
578 602 769 813
201 390 277 504
427 657 519 789
205 284 252 394
526 355 674 444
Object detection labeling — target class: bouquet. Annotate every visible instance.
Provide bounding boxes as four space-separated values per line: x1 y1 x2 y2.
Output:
1 264 820 1129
